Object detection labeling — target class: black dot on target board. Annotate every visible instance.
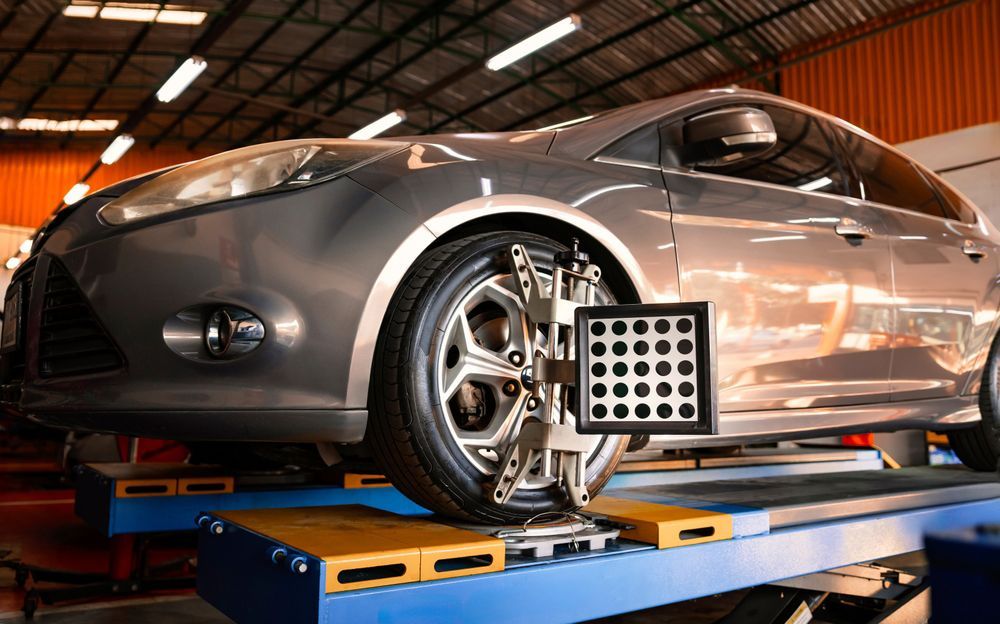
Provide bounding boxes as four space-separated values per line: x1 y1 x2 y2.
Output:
592 322 606 336
678 360 694 376
613 383 628 398
657 404 673 418
656 382 672 397
679 382 694 397
678 339 693 355
634 341 649 356
634 362 650 376
593 383 607 398
633 320 648 334
612 321 627 336
612 341 628 356
613 362 628 377
656 361 671 376
676 318 693 333
635 383 649 397
655 319 670 334
655 340 671 355
614 404 629 419
635 404 650 419
592 404 607 419
591 362 606 377
592 342 606 356
679 403 695 419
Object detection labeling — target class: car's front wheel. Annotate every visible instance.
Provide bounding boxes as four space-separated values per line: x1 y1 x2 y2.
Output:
367 232 628 523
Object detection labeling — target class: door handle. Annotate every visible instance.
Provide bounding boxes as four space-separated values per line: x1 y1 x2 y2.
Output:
962 241 987 259
835 218 872 240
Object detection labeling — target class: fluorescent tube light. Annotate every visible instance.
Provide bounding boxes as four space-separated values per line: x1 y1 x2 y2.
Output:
5 257 21 270
156 56 208 103
19 239 33 254
63 4 99 18
0 117 119 132
100 134 135 165
100 5 158 21
64 183 91 205
155 9 207 25
63 3 207 24
486 14 581 71
348 110 406 140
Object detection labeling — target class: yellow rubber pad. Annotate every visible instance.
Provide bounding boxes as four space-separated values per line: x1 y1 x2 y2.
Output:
177 476 234 495
114 478 177 498
586 496 733 548
216 506 504 593
341 473 391 489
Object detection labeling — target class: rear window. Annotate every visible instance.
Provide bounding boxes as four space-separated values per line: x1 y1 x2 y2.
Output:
835 128 951 219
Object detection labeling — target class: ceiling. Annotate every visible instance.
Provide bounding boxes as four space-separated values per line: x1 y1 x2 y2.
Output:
0 0 932 150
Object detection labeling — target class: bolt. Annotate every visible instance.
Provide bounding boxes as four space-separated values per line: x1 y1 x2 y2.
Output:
527 397 539 411
290 557 308 574
209 521 224 535
502 380 519 396
508 351 524 366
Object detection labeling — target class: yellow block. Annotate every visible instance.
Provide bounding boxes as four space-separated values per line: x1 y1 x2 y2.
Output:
585 496 732 549
342 473 391 489
114 478 177 498
178 476 234 495
216 506 504 593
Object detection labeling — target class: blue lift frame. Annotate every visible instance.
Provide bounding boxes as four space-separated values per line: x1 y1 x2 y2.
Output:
74 449 883 536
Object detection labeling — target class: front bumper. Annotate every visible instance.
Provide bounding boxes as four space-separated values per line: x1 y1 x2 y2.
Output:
1 176 419 442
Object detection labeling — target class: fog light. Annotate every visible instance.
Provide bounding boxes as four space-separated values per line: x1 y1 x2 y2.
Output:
206 306 265 358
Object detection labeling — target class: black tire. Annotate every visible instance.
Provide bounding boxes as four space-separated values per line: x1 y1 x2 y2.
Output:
367 232 628 523
948 333 1000 470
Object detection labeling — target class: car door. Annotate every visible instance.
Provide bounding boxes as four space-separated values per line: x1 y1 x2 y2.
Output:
834 127 1000 401
662 104 894 412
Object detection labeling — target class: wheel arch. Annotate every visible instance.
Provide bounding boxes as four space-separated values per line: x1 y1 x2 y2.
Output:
345 194 653 408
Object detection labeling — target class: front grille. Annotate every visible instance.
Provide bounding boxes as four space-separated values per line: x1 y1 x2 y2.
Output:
39 260 123 378
0 258 36 394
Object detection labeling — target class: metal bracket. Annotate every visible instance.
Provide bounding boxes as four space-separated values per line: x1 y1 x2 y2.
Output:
489 240 601 509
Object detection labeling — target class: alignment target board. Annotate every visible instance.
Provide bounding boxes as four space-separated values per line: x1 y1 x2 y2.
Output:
575 302 717 435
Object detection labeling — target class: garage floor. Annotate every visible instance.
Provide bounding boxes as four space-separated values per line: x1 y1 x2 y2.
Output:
0 462 742 623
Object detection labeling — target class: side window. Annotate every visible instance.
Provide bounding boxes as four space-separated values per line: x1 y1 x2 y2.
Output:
926 173 977 224
663 105 851 196
835 128 949 219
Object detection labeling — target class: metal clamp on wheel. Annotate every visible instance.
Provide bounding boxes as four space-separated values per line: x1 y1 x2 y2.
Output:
490 239 719 509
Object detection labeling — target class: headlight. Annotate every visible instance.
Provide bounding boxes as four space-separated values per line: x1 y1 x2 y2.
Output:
98 139 407 225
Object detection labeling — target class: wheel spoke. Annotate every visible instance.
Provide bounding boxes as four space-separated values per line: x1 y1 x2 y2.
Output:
441 312 520 400
481 281 533 359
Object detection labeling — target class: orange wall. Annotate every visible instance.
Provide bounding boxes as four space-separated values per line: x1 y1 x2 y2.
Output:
778 0 1000 145
0 146 215 228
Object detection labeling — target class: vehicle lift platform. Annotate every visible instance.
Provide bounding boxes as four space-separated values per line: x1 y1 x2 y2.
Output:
19 447 997 622
180 457 998 623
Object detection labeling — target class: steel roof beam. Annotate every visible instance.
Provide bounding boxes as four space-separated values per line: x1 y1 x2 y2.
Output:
150 0 311 147
186 0 377 150
500 0 821 130
282 0 511 140
236 0 452 146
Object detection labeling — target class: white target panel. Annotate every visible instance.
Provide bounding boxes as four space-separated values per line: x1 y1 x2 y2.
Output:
575 302 717 435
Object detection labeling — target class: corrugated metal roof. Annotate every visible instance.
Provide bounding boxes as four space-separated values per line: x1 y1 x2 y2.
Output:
0 0 955 149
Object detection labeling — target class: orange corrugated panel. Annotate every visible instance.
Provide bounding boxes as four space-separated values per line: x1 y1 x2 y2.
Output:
782 0 1000 144
0 146 215 228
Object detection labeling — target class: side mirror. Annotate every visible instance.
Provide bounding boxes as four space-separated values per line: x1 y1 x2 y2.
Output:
679 107 777 168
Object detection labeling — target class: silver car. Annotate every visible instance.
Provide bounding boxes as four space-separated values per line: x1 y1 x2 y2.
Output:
4 88 999 522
